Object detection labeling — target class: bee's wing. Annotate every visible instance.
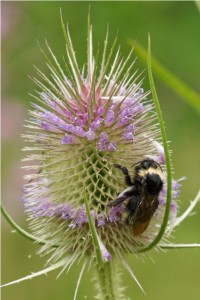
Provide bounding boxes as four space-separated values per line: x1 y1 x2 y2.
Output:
128 191 158 225
126 193 142 224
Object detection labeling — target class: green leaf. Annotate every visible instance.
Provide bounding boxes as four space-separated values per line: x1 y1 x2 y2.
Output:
1 203 56 247
195 0 200 13
1 258 66 287
138 34 172 253
159 243 200 249
174 189 200 227
128 38 200 112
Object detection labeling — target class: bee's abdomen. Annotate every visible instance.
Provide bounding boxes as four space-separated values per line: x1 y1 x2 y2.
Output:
131 194 159 236
132 219 151 236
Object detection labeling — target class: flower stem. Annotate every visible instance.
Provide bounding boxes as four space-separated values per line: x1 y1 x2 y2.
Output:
84 195 125 299
83 194 104 267
94 259 125 300
96 262 115 300
84 194 114 298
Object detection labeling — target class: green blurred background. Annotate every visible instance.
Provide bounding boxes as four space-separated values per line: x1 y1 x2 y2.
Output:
1 1 200 299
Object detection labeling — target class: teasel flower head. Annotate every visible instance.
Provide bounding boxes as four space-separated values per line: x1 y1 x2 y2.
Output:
19 14 193 297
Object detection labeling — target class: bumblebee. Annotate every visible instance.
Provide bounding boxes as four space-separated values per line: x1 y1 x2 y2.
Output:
109 159 164 236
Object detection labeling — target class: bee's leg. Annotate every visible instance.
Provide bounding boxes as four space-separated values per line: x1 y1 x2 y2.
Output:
108 195 127 208
108 188 134 208
113 164 133 186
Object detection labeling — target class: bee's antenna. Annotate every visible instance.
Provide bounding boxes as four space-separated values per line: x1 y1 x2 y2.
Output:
155 162 163 172
131 161 143 168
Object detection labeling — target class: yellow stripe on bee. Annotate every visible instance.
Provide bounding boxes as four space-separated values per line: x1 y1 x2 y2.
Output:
138 167 164 180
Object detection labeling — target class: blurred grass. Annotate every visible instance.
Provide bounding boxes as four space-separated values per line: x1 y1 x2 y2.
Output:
130 39 200 112
2 1 200 300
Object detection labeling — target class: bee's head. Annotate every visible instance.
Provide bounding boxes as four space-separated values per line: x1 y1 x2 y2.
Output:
133 159 164 195
132 158 163 173
140 159 162 171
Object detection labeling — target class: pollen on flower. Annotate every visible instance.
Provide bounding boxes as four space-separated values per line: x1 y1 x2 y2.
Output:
22 18 182 267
